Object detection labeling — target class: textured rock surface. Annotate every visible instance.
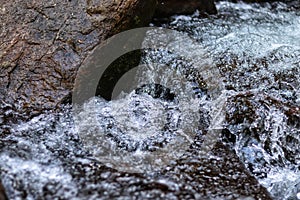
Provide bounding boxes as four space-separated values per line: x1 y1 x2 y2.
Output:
70 142 273 199
154 0 217 17
0 0 157 120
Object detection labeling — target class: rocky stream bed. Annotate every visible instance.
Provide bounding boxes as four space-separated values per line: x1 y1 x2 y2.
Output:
0 0 300 200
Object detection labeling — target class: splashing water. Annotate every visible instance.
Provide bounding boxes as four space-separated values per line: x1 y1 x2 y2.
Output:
72 27 219 173
0 1 300 199
160 1 300 199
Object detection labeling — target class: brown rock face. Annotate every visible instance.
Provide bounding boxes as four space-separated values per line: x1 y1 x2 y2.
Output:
0 0 157 119
155 0 217 17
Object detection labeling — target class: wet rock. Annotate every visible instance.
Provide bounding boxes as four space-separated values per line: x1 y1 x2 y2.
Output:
66 142 273 199
160 142 273 199
0 105 273 199
0 182 7 200
154 0 217 18
0 0 157 120
224 91 300 178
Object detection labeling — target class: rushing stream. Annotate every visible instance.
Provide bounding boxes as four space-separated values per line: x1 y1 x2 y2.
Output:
156 1 300 199
0 1 300 199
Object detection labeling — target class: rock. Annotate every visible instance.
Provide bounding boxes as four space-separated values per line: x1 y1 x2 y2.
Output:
0 182 7 200
0 108 273 199
0 0 157 120
161 142 273 199
67 142 272 199
224 90 300 178
154 0 217 18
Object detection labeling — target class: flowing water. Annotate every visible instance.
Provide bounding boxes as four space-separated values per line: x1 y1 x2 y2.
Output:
1 1 300 199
